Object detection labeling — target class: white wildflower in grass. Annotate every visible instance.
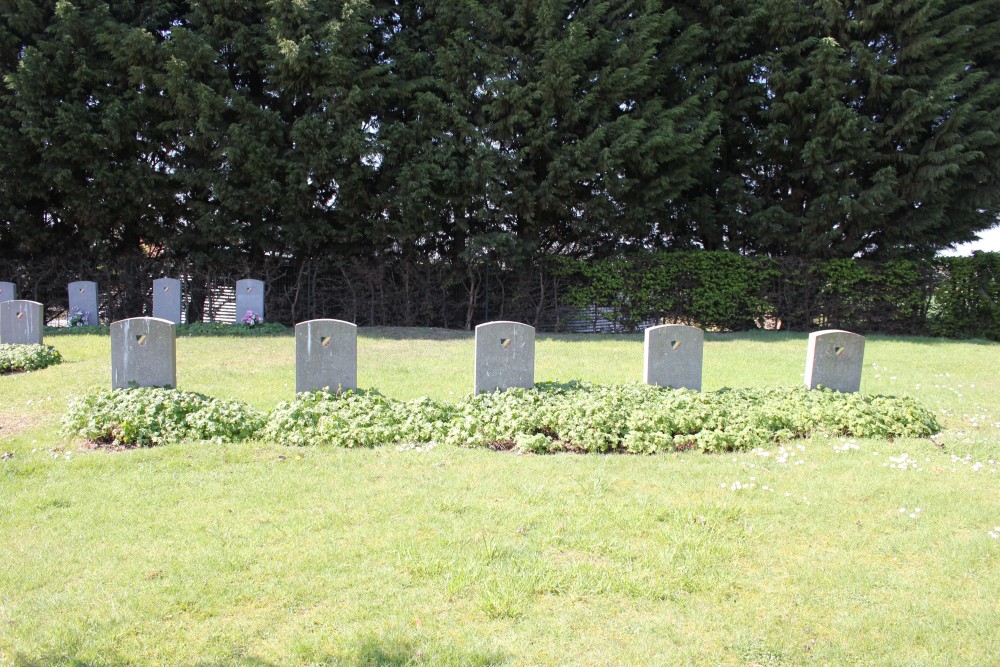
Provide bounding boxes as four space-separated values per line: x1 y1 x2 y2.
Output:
887 454 919 471
833 439 860 453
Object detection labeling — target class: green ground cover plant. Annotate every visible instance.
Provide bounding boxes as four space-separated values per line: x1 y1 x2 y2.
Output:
444 382 940 453
2 329 999 665
64 383 938 454
0 343 62 374
62 388 266 448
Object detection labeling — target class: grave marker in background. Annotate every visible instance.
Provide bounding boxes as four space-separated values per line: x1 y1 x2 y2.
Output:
643 324 704 391
235 279 265 324
0 300 43 345
111 317 176 390
0 282 15 303
68 280 99 326
474 321 535 394
295 319 357 393
805 329 865 393
152 278 182 324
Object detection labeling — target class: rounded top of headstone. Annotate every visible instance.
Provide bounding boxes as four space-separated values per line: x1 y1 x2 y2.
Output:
68 280 97 288
645 323 703 334
111 316 176 328
475 320 533 331
0 299 42 308
809 329 865 341
296 318 357 328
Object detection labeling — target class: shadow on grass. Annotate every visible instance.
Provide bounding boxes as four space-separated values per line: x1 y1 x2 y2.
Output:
362 326 472 341
344 636 508 666
14 637 509 667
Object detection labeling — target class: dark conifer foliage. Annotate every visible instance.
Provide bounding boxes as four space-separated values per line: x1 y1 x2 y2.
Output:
0 0 997 265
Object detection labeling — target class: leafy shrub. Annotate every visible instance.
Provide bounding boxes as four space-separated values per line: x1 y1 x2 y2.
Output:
0 344 63 374
262 390 456 447
62 387 266 447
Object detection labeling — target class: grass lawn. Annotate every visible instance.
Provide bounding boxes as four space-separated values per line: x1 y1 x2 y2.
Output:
1 328 999 666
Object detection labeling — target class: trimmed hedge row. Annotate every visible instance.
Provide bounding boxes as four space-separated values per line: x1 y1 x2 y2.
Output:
552 252 999 339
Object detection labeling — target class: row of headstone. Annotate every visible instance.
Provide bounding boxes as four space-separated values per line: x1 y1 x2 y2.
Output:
474 322 863 393
0 278 266 326
110 317 354 391
104 317 865 396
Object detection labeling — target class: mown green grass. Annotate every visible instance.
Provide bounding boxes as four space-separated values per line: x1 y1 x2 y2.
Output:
2 328 999 666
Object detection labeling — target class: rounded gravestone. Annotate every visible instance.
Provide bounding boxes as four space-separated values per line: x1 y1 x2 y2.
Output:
474 321 535 394
68 280 99 326
643 324 704 391
0 300 43 345
804 329 865 393
152 278 183 324
295 319 358 393
0 282 16 303
235 279 265 324
110 317 176 390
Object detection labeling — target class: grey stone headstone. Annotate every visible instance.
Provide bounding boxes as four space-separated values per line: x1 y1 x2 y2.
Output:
68 280 99 326
643 324 704 391
0 300 43 345
0 282 16 303
805 329 865 393
235 279 265 324
295 319 357 393
152 278 182 324
474 321 535 394
110 317 176 390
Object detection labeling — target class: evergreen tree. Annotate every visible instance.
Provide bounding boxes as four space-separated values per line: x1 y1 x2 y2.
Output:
483 0 717 257
743 0 1000 257
0 0 174 261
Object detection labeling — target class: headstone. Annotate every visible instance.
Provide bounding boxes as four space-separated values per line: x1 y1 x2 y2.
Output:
643 324 704 391
0 300 43 345
474 321 535 394
295 319 357 393
152 277 182 324
804 329 865 393
0 282 16 303
68 280 99 326
235 279 265 324
110 317 176 390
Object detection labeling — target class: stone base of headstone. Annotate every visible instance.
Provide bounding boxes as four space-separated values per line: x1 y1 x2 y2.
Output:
111 317 177 390
805 329 865 393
